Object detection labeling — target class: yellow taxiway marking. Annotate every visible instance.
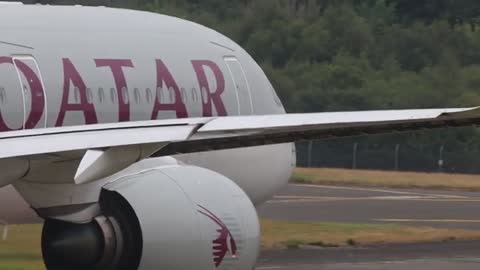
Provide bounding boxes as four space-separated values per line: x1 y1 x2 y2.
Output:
291 184 468 199
374 219 480 223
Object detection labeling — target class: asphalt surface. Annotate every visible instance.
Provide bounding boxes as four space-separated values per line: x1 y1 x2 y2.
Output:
258 184 480 229
258 241 480 270
256 184 480 269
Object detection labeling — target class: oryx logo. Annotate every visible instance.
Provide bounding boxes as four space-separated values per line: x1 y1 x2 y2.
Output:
197 205 238 267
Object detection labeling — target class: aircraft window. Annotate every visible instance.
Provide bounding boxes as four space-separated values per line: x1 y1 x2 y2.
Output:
98 88 105 103
156 86 164 103
122 87 129 104
191 88 198 103
201 87 208 104
22 85 28 95
146 88 152 103
169 87 175 103
134 88 141 104
180 87 186 103
86 88 93 104
73 87 80 103
0 87 6 104
110 88 117 103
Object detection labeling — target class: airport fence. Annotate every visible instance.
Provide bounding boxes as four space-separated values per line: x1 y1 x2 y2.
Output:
296 139 480 174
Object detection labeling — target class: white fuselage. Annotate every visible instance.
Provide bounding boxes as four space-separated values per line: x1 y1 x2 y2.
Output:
0 5 295 223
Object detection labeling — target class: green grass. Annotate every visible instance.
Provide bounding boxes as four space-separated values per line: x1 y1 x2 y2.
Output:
4 220 480 269
0 225 44 270
261 219 480 249
292 167 480 191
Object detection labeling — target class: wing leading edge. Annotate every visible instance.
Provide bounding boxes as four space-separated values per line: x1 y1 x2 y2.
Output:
1 107 480 160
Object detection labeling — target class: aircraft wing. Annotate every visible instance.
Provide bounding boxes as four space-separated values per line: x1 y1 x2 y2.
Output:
2 107 480 159
2 107 480 184
159 107 480 155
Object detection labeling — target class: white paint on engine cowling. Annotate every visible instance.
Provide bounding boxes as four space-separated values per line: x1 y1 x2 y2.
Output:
13 156 183 214
103 165 260 270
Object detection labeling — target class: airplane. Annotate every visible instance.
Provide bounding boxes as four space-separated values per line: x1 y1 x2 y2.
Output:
0 3 480 270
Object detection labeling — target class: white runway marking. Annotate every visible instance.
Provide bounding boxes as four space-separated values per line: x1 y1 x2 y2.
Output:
374 218 480 223
291 184 468 199
268 195 480 203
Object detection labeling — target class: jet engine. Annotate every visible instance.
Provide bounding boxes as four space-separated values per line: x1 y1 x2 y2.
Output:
41 166 260 270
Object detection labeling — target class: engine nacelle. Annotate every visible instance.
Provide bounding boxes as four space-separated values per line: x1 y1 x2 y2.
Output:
42 166 260 270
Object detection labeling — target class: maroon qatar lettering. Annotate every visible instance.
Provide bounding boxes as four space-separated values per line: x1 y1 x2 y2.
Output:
56 58 98 127
0 57 45 132
151 59 188 119
95 59 133 122
0 57 229 132
192 60 227 117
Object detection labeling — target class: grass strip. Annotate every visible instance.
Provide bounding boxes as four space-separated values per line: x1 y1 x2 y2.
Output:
293 167 480 191
261 219 480 249
0 225 43 270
